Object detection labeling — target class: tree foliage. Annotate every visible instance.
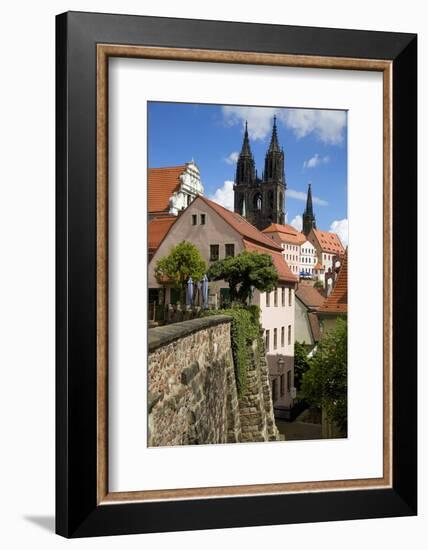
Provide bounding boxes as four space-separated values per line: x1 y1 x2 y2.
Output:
154 241 207 294
294 341 311 392
207 251 278 304
203 305 261 396
301 318 347 434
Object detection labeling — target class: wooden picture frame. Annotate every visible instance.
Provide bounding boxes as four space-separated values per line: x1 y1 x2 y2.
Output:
56 11 417 538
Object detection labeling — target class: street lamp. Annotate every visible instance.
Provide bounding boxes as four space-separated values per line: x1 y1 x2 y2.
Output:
277 357 285 375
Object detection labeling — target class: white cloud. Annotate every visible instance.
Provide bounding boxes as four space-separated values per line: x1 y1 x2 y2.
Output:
303 153 330 169
224 151 239 165
330 218 348 247
286 188 328 206
279 109 346 145
209 180 234 211
222 106 277 140
222 106 346 145
290 215 303 231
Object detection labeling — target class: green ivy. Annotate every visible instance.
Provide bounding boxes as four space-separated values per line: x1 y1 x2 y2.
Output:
203 305 260 396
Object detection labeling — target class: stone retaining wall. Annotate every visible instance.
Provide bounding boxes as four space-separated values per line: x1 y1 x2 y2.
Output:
148 315 279 446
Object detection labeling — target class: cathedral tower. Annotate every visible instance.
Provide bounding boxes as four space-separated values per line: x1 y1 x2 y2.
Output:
233 117 286 231
302 183 317 236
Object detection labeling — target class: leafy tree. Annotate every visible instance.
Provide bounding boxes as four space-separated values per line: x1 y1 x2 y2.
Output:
207 251 278 304
294 341 311 392
313 280 324 290
154 241 207 302
301 317 347 434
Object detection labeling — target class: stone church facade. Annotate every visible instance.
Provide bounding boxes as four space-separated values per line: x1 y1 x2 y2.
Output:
233 117 286 231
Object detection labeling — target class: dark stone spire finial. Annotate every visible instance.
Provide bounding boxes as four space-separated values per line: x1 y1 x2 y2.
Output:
268 115 280 153
240 120 252 157
302 182 317 236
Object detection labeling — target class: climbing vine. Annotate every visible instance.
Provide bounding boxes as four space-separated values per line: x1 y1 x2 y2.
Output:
203 305 260 396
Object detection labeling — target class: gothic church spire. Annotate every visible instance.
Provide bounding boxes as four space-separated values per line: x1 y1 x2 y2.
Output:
264 116 285 183
235 120 255 186
302 183 317 236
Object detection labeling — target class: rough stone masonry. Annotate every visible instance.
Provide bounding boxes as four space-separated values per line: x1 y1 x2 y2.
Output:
148 315 279 446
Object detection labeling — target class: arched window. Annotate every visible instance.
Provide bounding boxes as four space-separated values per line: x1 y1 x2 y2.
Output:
268 190 274 209
253 193 262 210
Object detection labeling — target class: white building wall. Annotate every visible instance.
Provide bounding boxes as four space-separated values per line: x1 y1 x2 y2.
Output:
254 285 295 409
299 240 317 276
322 252 335 272
281 242 300 276
169 161 204 215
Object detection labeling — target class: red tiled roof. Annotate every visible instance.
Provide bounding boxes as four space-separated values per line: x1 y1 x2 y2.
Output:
198 196 284 252
262 223 306 245
148 216 176 252
263 223 298 235
296 285 325 309
318 252 348 314
314 262 324 270
243 239 298 284
312 229 345 254
308 312 321 342
148 165 185 214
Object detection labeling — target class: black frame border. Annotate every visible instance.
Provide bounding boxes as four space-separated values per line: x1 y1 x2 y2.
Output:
56 11 417 538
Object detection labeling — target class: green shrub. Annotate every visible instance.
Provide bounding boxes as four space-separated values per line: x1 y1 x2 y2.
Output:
301 317 347 435
203 305 260 396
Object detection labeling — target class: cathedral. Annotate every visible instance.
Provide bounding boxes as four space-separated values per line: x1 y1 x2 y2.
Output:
233 117 286 231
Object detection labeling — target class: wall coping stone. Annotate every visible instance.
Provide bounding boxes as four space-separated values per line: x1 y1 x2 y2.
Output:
148 315 232 352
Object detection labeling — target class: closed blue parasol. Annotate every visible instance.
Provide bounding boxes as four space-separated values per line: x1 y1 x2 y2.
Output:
201 274 209 309
186 277 194 306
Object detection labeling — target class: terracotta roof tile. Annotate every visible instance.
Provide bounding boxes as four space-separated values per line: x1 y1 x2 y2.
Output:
312 229 345 254
148 216 176 251
243 240 298 284
148 165 185 214
262 223 306 245
296 285 325 309
263 223 299 235
318 252 348 314
308 312 321 342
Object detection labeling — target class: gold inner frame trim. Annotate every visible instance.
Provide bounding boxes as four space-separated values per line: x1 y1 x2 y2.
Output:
96 44 393 505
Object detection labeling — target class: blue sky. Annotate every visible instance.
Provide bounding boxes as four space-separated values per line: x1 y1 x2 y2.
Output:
148 102 348 245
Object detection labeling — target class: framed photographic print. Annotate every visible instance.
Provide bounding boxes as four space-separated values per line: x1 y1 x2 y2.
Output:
56 11 417 538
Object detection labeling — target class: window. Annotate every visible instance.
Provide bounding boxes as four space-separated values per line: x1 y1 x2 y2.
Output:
287 370 292 392
281 287 285 306
288 325 291 345
281 326 285 347
280 374 285 396
271 378 277 403
191 214 197 225
220 287 230 307
265 330 270 351
210 244 219 261
273 328 277 350
200 214 206 225
266 291 270 307
187 195 192 206
225 243 235 258
274 288 278 307
288 288 292 306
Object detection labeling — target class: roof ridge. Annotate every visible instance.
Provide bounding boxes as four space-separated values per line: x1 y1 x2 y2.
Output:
148 165 186 172
198 195 283 251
